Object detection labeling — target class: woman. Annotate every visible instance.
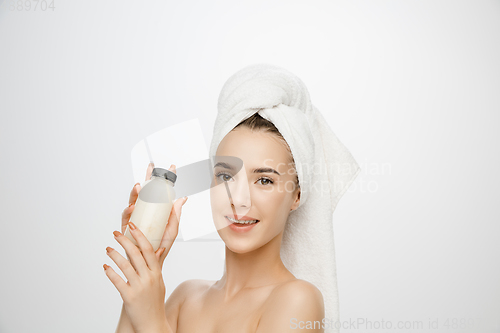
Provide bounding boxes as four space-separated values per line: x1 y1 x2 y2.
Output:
105 64 360 333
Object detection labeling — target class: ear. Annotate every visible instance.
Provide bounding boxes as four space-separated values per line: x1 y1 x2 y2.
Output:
290 188 301 211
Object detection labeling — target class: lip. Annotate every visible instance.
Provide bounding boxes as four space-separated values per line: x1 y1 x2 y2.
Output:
225 214 259 221
225 216 260 233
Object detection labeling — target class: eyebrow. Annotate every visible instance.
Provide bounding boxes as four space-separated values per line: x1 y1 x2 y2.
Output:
214 162 281 176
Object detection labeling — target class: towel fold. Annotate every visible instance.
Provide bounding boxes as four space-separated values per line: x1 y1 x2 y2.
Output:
210 63 360 332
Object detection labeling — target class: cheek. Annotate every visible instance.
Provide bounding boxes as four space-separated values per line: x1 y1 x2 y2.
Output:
210 184 229 209
210 186 230 228
252 186 291 221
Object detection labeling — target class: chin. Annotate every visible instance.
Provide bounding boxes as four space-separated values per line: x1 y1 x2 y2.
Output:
224 238 259 254
215 224 261 254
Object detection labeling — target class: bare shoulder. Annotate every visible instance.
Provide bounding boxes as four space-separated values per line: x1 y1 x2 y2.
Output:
164 279 215 332
167 279 215 306
269 279 324 310
257 279 325 332
170 279 214 299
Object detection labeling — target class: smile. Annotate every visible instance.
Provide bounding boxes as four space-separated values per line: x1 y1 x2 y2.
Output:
225 216 259 225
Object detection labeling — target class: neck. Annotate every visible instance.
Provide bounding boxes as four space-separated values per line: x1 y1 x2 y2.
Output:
215 231 294 301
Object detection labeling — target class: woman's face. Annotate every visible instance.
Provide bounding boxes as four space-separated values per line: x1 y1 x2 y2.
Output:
210 127 300 253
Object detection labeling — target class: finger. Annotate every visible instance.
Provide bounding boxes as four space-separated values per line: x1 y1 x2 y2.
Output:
128 182 141 208
146 162 154 181
168 164 177 174
155 247 166 262
103 264 131 296
157 247 168 270
121 202 135 234
126 222 160 272
105 247 140 287
125 252 138 272
125 175 144 233
158 196 188 264
156 163 178 262
113 230 150 277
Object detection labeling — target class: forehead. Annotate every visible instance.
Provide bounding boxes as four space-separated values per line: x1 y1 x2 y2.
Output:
216 128 292 170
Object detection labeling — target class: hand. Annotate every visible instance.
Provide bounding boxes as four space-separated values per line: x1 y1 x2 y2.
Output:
103 162 188 332
122 163 188 268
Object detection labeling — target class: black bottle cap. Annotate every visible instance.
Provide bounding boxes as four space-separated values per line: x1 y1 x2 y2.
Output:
151 167 177 185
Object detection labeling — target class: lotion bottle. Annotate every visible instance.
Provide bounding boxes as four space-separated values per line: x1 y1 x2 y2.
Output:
124 167 177 251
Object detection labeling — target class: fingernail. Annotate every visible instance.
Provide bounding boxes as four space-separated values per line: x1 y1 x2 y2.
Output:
103 264 110 271
106 246 114 253
158 247 166 256
128 222 137 230
113 231 122 237
128 202 134 207
183 196 188 203
134 182 140 188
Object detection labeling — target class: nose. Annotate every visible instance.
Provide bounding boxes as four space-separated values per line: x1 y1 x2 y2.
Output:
226 174 251 209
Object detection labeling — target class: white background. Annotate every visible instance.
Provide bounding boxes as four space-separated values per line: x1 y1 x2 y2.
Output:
0 0 499 332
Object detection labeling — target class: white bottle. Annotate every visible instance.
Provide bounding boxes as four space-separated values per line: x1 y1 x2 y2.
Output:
124 167 177 252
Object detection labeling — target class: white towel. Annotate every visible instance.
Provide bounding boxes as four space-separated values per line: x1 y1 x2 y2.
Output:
209 63 360 332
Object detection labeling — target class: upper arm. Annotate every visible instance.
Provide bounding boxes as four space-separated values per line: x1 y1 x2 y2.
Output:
164 279 205 333
256 280 325 333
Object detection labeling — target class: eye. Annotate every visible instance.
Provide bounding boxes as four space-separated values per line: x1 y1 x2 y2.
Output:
215 171 234 182
257 177 274 185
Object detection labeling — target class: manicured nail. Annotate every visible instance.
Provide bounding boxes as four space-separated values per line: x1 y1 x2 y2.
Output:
113 231 122 237
103 264 110 271
106 246 113 253
134 182 140 188
158 247 166 256
128 222 137 230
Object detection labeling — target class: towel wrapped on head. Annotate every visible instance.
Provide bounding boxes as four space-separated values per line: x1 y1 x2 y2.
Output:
210 63 360 332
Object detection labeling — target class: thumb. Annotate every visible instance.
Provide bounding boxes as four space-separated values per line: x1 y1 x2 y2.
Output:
157 196 188 264
155 247 166 261
167 196 188 236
